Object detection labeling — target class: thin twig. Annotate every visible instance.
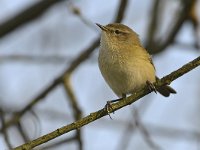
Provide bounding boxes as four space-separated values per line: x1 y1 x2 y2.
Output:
67 2 97 31
16 122 31 143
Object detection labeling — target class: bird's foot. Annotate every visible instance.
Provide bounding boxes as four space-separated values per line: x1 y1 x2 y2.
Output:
146 80 157 94
105 101 114 119
104 94 126 119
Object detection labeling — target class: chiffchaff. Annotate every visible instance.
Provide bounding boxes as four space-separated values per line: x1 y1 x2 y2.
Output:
96 23 176 98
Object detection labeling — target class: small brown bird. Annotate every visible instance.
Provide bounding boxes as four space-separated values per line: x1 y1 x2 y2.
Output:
96 23 176 98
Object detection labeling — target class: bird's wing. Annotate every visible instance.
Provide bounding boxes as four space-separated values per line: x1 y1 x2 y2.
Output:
148 55 156 71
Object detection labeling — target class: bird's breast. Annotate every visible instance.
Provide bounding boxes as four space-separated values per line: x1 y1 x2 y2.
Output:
98 47 156 97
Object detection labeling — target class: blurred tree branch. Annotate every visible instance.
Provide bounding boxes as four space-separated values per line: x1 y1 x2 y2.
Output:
1 0 199 149
132 109 161 150
188 0 199 49
14 56 200 150
0 1 129 149
117 113 200 150
63 75 83 150
146 0 196 54
145 0 160 50
0 38 100 133
117 108 161 150
116 96 156 150
0 109 13 149
0 0 65 38
114 0 128 22
156 0 196 52
0 54 69 63
68 3 97 31
188 0 198 29
16 122 30 143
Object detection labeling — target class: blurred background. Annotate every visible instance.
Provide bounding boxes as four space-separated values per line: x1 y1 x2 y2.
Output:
0 0 200 149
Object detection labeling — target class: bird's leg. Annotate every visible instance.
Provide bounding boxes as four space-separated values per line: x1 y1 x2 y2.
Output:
146 80 157 94
105 94 126 119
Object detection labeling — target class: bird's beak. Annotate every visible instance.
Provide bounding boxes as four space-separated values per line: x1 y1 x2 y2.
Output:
96 23 107 31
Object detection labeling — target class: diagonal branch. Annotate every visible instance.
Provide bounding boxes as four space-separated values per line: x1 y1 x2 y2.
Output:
39 136 77 150
14 56 200 150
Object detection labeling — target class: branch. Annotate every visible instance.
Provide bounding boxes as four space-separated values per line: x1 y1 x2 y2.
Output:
145 0 160 50
148 0 196 54
14 56 200 150
39 136 77 150
0 39 99 133
133 109 161 150
0 0 65 38
0 0 129 133
0 54 71 64
114 0 128 23
62 75 83 150
16 122 30 143
155 0 196 52
0 109 13 149
67 3 97 31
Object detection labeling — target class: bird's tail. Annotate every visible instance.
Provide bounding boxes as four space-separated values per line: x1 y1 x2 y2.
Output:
157 85 176 97
155 77 176 97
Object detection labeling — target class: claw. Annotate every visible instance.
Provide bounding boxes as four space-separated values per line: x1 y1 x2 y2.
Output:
104 101 114 119
104 96 125 119
146 80 157 94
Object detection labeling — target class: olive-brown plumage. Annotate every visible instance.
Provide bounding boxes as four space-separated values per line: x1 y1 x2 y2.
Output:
97 23 176 98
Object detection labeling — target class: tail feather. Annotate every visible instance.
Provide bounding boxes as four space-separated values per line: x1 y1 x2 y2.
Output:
155 76 176 97
157 85 177 97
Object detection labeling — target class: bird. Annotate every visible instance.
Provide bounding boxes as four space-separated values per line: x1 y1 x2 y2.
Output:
96 23 176 99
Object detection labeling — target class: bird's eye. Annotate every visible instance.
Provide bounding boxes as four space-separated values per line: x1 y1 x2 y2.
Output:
114 30 120 34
